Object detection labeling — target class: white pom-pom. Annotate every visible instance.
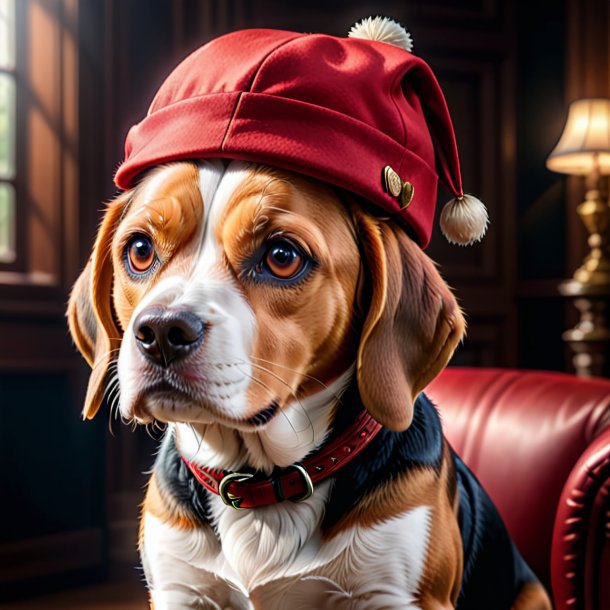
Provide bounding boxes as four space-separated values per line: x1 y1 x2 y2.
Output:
439 194 489 246
348 16 414 52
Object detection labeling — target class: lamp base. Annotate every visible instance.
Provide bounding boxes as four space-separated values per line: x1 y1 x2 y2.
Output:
559 291 610 376
571 180 610 285
560 176 610 376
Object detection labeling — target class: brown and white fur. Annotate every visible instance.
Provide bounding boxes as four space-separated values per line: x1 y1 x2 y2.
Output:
68 160 551 609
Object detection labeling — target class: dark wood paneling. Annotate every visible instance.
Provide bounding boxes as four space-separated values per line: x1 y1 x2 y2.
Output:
427 58 502 283
0 317 77 368
0 368 105 599
0 529 103 599
452 319 505 367
420 4 517 367
0 529 102 583
0 1 106 599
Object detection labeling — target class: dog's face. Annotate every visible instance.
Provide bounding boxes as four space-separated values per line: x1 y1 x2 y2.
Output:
69 160 464 440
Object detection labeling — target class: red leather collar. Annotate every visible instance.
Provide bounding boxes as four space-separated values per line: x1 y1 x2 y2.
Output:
182 409 382 509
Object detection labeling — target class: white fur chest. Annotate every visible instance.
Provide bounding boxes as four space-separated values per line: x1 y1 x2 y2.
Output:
207 481 336 592
142 491 432 609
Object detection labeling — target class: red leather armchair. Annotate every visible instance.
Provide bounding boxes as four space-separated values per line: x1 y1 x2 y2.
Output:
426 367 610 610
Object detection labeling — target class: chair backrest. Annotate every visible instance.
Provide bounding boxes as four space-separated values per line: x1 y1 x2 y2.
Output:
425 367 610 588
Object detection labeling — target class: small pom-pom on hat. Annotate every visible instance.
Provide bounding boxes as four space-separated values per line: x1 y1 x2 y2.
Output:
348 16 414 52
440 194 489 246
349 15 488 247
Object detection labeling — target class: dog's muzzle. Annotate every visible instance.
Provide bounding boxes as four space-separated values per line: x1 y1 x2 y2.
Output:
134 306 205 367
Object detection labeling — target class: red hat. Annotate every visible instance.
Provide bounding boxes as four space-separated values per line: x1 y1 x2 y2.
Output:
115 17 488 248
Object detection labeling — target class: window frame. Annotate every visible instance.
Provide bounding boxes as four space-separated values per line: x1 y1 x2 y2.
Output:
0 0 19 268
0 0 80 306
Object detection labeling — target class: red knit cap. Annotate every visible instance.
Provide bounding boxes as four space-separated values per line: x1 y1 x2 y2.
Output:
115 17 488 248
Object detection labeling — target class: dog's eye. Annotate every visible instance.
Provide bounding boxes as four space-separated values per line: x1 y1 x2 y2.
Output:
126 235 156 274
262 240 305 279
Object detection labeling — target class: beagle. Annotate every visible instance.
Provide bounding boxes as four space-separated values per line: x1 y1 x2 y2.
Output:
68 160 551 609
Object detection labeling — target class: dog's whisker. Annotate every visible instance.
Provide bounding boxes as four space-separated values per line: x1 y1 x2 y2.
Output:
243 361 318 442
103 365 121 420
118 410 134 427
250 355 337 396
143 422 158 441
105 375 121 421
249 356 349 428
234 362 306 442
152 419 166 433
107 392 120 431
106 392 117 436
188 422 206 455
90 349 121 373
238 368 295 434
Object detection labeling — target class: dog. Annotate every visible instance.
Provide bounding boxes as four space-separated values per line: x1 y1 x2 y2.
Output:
68 158 551 609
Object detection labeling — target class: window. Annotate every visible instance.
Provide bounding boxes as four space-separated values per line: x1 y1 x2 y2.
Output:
0 0 16 264
0 0 79 289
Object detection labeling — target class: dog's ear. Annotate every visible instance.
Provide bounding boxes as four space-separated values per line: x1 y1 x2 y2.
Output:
68 193 129 420
355 212 466 432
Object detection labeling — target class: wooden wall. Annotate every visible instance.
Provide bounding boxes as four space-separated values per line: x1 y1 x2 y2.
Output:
0 1 105 599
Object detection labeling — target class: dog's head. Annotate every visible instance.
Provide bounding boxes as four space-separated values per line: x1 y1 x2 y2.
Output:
68 159 464 436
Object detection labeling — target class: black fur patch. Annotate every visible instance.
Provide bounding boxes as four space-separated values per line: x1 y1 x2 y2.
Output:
454 452 536 610
322 391 444 531
154 432 213 526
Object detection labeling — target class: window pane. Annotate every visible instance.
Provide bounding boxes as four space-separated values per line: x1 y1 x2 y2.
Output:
0 182 15 262
0 72 15 179
0 0 15 70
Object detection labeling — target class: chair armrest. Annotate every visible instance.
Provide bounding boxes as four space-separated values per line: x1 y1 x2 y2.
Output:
551 425 610 610
427 366 610 595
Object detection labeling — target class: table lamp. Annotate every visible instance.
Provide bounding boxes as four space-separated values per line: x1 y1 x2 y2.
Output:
547 98 610 376
547 98 610 285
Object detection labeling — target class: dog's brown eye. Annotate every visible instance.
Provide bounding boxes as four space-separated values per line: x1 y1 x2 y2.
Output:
264 242 303 279
126 235 155 274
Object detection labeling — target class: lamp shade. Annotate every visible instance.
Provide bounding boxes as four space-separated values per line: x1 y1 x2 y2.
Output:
547 98 610 175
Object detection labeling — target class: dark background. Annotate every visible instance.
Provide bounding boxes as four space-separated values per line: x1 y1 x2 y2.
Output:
0 0 608 600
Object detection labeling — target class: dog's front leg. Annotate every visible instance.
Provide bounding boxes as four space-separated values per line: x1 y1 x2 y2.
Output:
140 511 252 610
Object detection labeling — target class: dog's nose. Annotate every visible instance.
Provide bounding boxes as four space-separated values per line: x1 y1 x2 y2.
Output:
133 307 205 367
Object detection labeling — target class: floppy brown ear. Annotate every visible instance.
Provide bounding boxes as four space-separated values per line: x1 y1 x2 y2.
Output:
355 213 466 432
68 194 128 420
